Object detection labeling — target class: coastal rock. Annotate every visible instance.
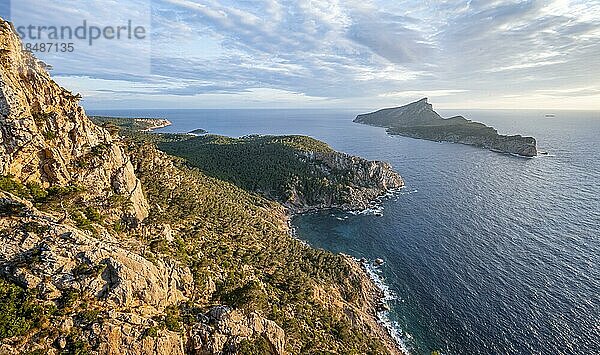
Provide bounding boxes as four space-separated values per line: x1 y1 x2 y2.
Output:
287 150 405 212
0 191 193 312
355 98 538 157
188 128 208 135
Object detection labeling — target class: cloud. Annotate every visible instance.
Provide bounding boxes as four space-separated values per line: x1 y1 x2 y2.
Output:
7 0 600 109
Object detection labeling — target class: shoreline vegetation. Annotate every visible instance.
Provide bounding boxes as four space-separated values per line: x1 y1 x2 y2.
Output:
0 17 408 353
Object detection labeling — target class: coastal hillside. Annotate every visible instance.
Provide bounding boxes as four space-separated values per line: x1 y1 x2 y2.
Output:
0 18 402 355
355 98 538 157
158 134 404 212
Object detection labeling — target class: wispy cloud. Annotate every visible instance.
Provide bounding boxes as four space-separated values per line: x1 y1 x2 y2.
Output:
7 0 600 109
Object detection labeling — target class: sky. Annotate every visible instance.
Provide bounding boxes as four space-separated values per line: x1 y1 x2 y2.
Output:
5 0 600 110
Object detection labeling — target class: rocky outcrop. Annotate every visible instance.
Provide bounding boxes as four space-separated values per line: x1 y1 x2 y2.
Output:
96 314 186 355
287 150 404 212
188 306 286 354
0 190 192 354
0 19 148 225
0 191 192 311
355 98 538 157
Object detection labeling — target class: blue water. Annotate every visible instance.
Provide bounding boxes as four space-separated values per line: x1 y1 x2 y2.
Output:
89 108 600 355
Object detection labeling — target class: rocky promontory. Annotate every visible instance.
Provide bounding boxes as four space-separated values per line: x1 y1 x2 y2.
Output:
355 98 538 157
157 134 405 213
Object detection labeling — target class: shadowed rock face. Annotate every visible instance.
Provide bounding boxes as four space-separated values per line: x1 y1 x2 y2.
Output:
355 98 538 157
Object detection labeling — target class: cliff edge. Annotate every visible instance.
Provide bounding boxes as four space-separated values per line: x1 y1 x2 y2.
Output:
0 19 148 225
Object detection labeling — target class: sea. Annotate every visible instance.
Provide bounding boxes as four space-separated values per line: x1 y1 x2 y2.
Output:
89 108 600 355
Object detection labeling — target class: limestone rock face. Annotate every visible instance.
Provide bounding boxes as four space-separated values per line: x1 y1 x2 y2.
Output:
187 306 286 355
0 191 192 313
0 191 192 354
96 313 185 355
0 19 148 224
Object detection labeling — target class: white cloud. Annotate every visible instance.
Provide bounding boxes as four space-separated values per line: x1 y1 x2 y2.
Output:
6 0 600 109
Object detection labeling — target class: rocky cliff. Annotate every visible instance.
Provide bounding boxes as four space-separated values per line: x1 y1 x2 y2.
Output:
0 19 148 225
0 17 403 355
355 98 538 157
289 149 404 212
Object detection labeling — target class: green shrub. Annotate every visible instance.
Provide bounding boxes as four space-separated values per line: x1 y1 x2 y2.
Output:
237 336 273 354
43 131 56 140
83 206 103 223
63 330 90 355
0 278 47 339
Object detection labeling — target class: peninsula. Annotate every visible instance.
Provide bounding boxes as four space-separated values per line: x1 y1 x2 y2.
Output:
355 98 538 157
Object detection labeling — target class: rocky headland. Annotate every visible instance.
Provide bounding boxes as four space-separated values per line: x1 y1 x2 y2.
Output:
91 116 172 134
157 134 404 213
0 18 404 354
355 98 538 157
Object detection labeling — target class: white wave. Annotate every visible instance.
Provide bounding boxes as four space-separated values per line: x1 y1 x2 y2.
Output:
359 258 413 355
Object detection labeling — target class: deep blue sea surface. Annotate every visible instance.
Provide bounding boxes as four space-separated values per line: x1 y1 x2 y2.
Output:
89 108 600 355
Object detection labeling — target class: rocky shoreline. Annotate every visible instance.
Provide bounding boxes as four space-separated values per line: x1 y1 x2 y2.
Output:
344 256 409 355
285 188 408 355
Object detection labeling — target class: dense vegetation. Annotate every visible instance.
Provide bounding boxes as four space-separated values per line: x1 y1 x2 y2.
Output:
158 135 359 206
0 279 48 339
388 121 498 140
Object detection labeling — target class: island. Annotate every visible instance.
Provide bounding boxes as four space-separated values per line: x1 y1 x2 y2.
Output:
187 128 208 135
0 18 404 355
354 98 538 157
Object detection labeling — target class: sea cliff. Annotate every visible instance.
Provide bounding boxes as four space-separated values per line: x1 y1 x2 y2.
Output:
355 98 538 157
157 134 404 213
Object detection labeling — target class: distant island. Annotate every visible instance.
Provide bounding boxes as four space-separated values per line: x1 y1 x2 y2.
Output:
354 98 538 157
188 128 208 135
